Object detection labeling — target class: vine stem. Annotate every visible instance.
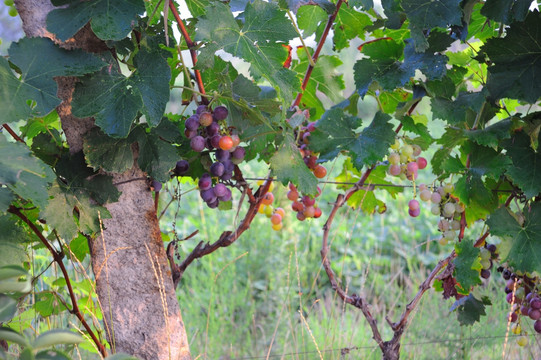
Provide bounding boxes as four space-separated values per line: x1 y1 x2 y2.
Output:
168 1 208 104
291 0 345 109
2 123 24 143
8 206 108 358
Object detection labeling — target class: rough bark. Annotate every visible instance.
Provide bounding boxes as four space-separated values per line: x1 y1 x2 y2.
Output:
14 1 191 359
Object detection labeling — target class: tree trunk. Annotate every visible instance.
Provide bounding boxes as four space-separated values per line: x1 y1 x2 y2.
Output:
14 1 191 359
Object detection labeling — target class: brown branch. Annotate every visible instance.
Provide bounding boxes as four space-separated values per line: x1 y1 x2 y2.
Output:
2 124 24 143
171 170 271 286
291 0 345 109
168 1 208 104
8 205 108 358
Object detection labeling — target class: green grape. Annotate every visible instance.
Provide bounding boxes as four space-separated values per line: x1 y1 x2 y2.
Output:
8 5 18 16
388 152 400 165
4 0 14 5
443 183 454 194
480 248 491 261
480 258 491 270
443 230 456 241
438 237 448 245
401 144 414 157
450 220 461 230
443 202 455 217
390 139 400 150
431 204 440 216
420 189 431 202
516 335 528 347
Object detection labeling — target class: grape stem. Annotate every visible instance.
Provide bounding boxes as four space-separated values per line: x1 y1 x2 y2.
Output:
1 123 25 143
168 171 272 287
168 1 208 104
8 205 108 358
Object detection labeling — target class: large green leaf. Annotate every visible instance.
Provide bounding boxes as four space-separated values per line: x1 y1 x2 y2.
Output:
0 38 105 124
481 11 541 103
270 134 318 195
310 108 395 170
72 48 170 138
486 203 541 273
481 0 531 24
83 128 134 173
195 0 300 103
453 239 482 294
132 128 180 183
502 131 541 198
47 0 145 41
451 294 490 326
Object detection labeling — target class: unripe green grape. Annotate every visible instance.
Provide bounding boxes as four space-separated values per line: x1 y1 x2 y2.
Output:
401 144 414 157
455 203 465 213
480 248 491 261
391 139 400 150
420 189 431 202
443 230 456 241
438 237 448 245
516 335 528 347
399 173 407 181
8 6 17 16
431 204 441 216
388 152 400 165
443 202 456 217
443 182 454 194
400 153 409 163
450 220 461 231
480 258 491 270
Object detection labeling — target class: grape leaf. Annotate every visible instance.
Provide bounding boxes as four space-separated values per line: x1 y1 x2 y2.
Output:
47 0 145 41
333 7 372 50
270 134 318 195
283 0 336 14
400 115 433 146
452 293 490 326
297 5 327 37
431 91 486 125
185 0 210 17
195 0 300 103
132 128 179 183
453 239 482 294
73 48 170 138
463 119 512 149
310 108 395 170
401 0 462 35
481 0 531 24
502 131 541 198
481 12 541 103
69 234 90 262
0 38 105 124
0 188 13 215
0 216 27 267
83 128 134 173
42 182 110 241
487 204 541 273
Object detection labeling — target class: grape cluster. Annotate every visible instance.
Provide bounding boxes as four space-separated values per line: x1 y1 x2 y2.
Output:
478 243 497 279
298 120 327 179
184 105 246 208
256 181 286 231
499 268 541 345
387 138 427 180
287 183 322 221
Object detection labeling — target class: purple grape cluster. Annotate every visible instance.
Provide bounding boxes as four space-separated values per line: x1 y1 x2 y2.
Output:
185 105 247 208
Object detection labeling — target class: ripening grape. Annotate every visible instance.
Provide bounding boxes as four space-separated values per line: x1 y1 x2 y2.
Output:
8 6 17 16
303 195 316 207
287 190 299 201
407 162 419 173
431 204 441 216
219 135 234 150
416 157 427 170
270 213 282 225
408 199 420 211
443 230 456 241
438 237 448 245
389 164 402 176
431 192 442 204
443 183 454 194
420 189 431 202
516 336 528 347
455 203 465 213
272 222 283 231
231 134 241 148
264 205 274 217
262 192 274 205
191 135 206 152
389 153 400 165
275 207 286 218
292 201 304 212
412 144 422 157
408 208 420 217
296 212 306 221
199 112 213 126
304 206 316 218
314 165 327 178
450 220 461 231
438 219 450 231
219 187 232 201
402 145 414 157
314 207 322 218
391 139 400 150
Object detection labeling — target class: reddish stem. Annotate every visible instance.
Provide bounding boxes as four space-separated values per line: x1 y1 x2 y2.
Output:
8 206 108 357
2 124 24 143
168 2 208 104
291 0 345 109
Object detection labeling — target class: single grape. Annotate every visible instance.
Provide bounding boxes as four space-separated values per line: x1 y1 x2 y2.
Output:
412 144 422 157
219 135 234 150
210 162 225 177
287 190 299 201
314 165 327 178
314 207 322 218
408 199 420 211
450 220 461 231
438 219 450 232
191 136 206 152
486 244 497 254
8 6 17 16
418 183 428 191
213 106 229 120
221 171 233 181
270 213 282 225
207 199 219 208
391 139 400 150
4 0 14 6
296 212 306 221
275 208 286 218
408 208 420 217
503 269 512 280
303 195 316 207
222 160 235 174
307 122 317 132
480 269 491 279
209 134 221 149
401 144 414 157
292 201 304 212
416 157 428 170
407 162 419 173
455 203 465 213
431 192 442 204
213 183 228 197
516 336 528 347
201 188 217 203
185 116 200 131
438 237 448 246
531 298 541 309
443 183 454 194
305 156 317 170
431 204 441 216
535 320 541 334
389 164 402 176
198 174 212 190
272 222 283 231
264 205 274 218
480 258 491 270
304 206 316 218
480 248 491 261
443 230 456 241
420 189 431 202
216 149 231 162
508 312 518 322
289 183 298 191
174 160 189 175
207 122 220 136
151 180 162 192
507 292 516 304
199 112 213 126
232 146 246 160
262 192 275 205
196 105 208 114
218 187 232 202
529 308 541 320
231 134 241 148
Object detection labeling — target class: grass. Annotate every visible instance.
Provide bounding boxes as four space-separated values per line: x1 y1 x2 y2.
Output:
160 158 541 360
